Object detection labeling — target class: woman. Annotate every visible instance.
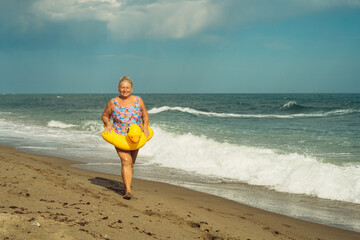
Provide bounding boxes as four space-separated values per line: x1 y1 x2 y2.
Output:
102 76 149 200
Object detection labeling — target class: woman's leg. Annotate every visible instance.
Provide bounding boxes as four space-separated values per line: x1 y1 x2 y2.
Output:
130 150 139 175
116 148 139 194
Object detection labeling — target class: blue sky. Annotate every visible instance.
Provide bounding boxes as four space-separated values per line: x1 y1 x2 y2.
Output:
1 0 360 93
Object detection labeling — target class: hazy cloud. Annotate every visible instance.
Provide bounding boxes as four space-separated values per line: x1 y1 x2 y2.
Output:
1 0 360 40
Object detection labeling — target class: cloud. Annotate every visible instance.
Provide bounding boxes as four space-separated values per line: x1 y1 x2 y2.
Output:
215 0 360 29
32 0 122 21
1 0 360 40
0 0 43 34
107 1 218 40
32 0 219 40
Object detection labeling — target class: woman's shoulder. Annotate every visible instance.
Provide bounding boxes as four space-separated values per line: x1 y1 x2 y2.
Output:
107 97 117 105
134 95 143 100
132 95 141 102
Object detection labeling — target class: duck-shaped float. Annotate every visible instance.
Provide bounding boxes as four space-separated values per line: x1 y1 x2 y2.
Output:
101 124 154 151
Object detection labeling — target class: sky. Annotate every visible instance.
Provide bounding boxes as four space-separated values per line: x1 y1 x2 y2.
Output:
1 0 360 94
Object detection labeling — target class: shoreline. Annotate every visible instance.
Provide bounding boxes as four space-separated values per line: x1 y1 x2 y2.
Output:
77 158 360 232
1 145 359 240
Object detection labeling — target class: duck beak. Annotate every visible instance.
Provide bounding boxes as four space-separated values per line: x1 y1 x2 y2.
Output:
130 135 140 143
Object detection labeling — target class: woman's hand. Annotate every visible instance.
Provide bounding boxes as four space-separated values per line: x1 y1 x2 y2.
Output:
143 127 150 138
103 124 115 134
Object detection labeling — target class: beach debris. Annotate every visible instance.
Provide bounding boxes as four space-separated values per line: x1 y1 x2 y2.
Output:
100 234 110 240
40 199 55 203
189 222 201 228
108 219 123 229
77 221 89 226
12 211 24 214
32 221 41 227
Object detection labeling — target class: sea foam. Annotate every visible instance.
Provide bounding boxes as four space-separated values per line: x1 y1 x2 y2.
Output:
142 126 360 203
47 120 76 129
1 117 359 204
148 106 359 119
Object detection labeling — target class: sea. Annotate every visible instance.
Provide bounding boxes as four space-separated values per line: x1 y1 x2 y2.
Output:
0 93 359 232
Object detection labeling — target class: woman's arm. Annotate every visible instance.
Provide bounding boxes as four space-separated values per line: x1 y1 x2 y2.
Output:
102 100 115 133
139 97 150 137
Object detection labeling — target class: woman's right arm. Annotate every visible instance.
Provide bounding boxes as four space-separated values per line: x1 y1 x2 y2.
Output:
102 100 115 133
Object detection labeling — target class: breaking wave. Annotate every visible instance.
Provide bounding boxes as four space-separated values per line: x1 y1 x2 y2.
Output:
148 106 359 119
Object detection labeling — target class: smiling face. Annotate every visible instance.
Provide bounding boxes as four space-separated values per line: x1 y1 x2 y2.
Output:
118 81 133 98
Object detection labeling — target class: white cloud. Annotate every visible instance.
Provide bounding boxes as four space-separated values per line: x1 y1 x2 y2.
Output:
107 1 218 40
32 0 122 21
3 0 360 40
30 0 219 39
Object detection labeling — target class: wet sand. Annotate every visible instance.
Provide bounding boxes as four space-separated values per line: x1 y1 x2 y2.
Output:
0 145 359 240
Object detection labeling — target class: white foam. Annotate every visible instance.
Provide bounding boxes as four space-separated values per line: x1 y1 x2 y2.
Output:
1 117 359 204
0 111 12 115
0 118 117 163
80 120 104 132
47 120 76 128
281 101 298 109
148 106 241 117
142 126 360 203
148 106 359 119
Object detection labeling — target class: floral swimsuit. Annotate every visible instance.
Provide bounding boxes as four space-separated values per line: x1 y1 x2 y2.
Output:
111 96 143 136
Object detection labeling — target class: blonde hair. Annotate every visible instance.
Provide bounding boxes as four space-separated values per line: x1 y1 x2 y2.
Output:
118 76 133 88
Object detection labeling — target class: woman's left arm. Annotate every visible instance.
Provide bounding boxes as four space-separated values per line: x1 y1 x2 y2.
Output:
139 97 150 137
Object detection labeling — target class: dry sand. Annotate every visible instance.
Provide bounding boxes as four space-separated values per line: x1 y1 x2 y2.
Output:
0 145 359 240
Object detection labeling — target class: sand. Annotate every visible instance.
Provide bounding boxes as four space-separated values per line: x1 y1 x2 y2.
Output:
0 145 359 240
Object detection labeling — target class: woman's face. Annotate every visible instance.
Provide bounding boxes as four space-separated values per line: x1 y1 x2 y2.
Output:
119 81 133 97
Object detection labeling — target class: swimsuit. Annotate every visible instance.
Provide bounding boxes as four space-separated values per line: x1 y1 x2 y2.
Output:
111 96 143 136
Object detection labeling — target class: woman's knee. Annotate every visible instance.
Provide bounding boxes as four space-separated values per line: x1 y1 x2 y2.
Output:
121 157 133 167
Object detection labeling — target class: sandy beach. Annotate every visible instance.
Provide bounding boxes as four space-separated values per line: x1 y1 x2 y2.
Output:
0 145 359 240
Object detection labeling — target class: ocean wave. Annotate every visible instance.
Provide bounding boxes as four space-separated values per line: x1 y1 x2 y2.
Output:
142 126 360 204
1 116 360 204
47 120 76 129
0 118 115 160
148 106 359 119
0 111 12 115
79 121 104 132
280 101 307 110
148 106 241 117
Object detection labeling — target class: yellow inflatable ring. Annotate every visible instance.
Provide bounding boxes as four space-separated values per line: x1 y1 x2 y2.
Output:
101 124 154 151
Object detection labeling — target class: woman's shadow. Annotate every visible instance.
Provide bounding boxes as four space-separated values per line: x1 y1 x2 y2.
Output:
89 177 125 195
